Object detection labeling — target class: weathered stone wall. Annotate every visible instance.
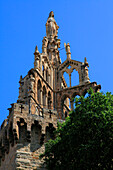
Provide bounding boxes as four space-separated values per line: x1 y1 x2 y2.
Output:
0 145 16 170
0 144 46 170
0 103 57 170
16 144 46 170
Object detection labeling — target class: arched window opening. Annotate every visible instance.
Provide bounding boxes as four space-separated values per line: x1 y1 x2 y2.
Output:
83 90 89 98
63 72 70 88
67 65 71 69
17 119 27 144
43 86 47 107
48 91 51 109
72 94 80 109
61 95 71 119
83 90 90 99
84 93 89 98
45 123 55 142
30 121 41 151
37 80 41 104
71 69 79 87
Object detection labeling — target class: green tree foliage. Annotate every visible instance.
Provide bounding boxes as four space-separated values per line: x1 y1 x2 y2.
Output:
41 90 113 170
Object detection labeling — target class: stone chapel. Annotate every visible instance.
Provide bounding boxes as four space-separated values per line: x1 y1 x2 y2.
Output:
0 11 101 170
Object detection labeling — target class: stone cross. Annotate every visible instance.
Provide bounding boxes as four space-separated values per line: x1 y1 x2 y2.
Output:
20 104 24 113
48 110 52 118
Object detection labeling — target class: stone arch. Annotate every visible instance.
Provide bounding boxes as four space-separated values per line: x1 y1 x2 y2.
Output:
82 89 89 97
72 92 81 109
45 123 56 142
43 86 47 107
30 120 42 151
17 118 27 144
58 59 84 88
95 85 101 92
71 68 79 86
37 79 42 104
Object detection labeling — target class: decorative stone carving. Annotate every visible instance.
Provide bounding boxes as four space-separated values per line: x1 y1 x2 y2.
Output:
46 11 59 38
84 66 90 83
64 42 71 59
34 46 40 70
42 37 48 53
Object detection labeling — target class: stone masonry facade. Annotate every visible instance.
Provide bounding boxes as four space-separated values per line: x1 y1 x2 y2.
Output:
0 11 101 170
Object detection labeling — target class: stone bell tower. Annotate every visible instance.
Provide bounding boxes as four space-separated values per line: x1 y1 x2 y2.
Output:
0 11 101 170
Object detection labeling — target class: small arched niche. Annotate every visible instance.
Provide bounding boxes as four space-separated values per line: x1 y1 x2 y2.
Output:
71 69 79 86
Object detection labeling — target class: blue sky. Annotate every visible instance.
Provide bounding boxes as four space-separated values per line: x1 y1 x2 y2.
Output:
0 0 113 125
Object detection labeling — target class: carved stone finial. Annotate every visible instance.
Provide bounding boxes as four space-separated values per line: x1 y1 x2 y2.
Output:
64 43 71 59
20 75 22 81
84 57 89 67
19 75 22 84
49 11 54 18
34 46 40 70
34 45 39 54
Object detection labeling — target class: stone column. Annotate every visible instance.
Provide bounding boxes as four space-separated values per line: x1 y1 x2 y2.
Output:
34 46 40 71
44 69 46 80
84 66 90 83
65 43 71 60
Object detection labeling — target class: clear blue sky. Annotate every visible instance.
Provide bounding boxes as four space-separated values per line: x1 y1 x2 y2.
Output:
0 0 113 125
